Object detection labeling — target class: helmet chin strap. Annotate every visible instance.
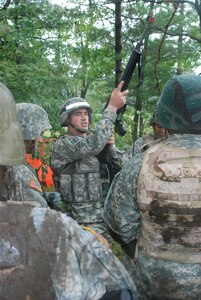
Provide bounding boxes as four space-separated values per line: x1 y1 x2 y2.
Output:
67 121 88 134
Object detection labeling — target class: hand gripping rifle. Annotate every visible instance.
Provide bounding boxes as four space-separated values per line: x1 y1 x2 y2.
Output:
107 14 155 136
97 15 154 182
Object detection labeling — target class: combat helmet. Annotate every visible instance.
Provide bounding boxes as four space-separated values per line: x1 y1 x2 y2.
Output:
0 82 25 166
16 103 52 140
156 74 201 133
59 97 92 127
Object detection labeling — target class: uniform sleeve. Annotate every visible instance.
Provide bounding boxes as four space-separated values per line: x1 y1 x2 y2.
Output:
103 155 143 244
50 108 117 173
133 137 144 156
32 208 138 300
108 144 133 170
7 165 48 208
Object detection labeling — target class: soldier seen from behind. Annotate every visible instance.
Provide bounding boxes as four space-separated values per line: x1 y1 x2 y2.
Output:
103 74 201 300
0 81 139 300
0 85 47 207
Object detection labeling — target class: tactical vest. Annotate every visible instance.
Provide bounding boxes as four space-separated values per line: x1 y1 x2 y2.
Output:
58 156 108 224
137 143 201 263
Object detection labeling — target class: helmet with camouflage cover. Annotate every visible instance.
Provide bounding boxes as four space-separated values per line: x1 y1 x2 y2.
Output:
16 103 52 140
156 74 201 133
59 97 92 127
0 82 25 166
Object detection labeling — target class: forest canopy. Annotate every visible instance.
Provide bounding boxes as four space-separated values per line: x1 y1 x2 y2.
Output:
1 0 201 147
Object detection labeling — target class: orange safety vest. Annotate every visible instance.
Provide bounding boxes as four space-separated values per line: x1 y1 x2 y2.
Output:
26 154 54 187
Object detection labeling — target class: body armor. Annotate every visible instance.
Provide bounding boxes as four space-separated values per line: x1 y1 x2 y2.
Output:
58 136 109 224
137 142 201 263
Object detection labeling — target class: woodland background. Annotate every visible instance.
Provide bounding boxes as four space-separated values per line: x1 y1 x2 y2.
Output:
1 0 201 149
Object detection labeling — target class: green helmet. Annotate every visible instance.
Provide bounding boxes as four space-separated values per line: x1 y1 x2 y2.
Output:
59 97 92 127
16 103 52 140
156 74 201 133
0 82 25 166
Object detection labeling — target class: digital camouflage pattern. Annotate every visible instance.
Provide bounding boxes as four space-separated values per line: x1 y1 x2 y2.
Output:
16 103 52 140
0 85 47 208
0 82 138 300
133 134 167 156
50 108 128 237
0 201 138 300
3 163 48 207
133 134 155 155
103 133 201 299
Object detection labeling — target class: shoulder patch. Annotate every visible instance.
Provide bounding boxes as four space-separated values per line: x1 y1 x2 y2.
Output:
29 179 43 193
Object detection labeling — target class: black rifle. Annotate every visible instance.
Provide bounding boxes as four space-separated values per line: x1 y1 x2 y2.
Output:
106 14 154 136
97 15 154 182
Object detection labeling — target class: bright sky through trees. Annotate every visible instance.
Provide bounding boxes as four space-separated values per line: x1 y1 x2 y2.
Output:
51 0 65 5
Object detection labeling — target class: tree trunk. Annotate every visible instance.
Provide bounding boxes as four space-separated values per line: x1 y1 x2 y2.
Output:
176 3 184 75
133 1 155 141
114 0 122 87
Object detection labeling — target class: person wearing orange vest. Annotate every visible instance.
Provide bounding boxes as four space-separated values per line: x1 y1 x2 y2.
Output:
26 139 54 188
16 102 54 188
0 82 139 300
16 103 62 210
17 103 54 187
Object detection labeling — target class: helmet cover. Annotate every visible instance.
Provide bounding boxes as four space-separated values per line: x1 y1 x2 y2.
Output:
156 74 201 133
59 97 92 127
17 103 52 140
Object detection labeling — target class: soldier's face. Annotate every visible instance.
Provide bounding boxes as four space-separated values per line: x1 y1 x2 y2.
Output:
68 108 89 135
153 124 167 139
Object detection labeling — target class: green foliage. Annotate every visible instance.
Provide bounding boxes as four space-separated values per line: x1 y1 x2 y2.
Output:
0 0 201 142
111 241 124 260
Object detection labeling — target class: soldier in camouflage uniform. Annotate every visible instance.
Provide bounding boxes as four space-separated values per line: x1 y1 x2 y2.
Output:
11 102 54 207
0 85 46 207
17 103 62 210
103 74 201 300
50 81 129 237
0 82 138 300
0 83 25 201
